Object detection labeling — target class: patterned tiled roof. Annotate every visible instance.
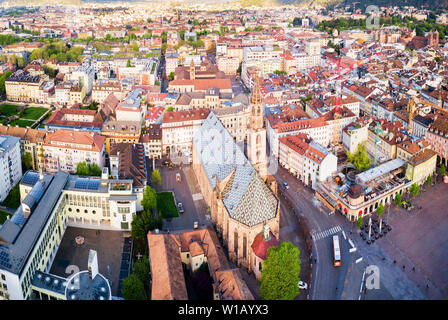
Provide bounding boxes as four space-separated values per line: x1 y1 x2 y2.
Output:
193 112 277 227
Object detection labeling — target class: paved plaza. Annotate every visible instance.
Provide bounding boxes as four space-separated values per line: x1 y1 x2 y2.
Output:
376 182 448 299
49 227 126 297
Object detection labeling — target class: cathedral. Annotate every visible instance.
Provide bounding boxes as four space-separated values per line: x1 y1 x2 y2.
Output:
192 77 280 274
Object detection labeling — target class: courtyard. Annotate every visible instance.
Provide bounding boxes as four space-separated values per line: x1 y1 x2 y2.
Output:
0 103 49 128
49 227 128 297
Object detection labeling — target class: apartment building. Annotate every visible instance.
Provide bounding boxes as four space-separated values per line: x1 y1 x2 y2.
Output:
425 118 448 165
342 121 369 154
162 109 211 155
43 130 105 174
165 52 179 76
101 120 141 153
0 125 46 171
139 124 162 159
279 133 337 190
91 80 123 104
5 70 42 103
0 135 22 202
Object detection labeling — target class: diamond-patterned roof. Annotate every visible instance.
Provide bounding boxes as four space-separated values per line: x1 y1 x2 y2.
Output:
193 112 277 227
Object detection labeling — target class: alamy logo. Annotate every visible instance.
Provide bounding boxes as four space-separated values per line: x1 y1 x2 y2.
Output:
365 265 380 290
366 5 380 30
65 264 80 290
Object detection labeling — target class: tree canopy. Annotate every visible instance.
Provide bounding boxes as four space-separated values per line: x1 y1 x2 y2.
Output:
347 143 371 172
141 186 157 212
260 242 301 300
121 274 147 300
75 162 102 176
376 202 384 218
395 193 402 206
22 152 33 172
151 169 162 189
410 183 420 197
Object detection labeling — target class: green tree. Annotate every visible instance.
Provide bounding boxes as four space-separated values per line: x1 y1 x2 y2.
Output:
43 65 58 78
22 152 33 171
395 193 402 206
151 169 162 189
121 274 147 300
357 216 363 229
439 163 446 177
0 70 12 95
132 256 150 294
376 202 384 217
347 143 371 172
166 106 174 112
260 242 301 300
126 59 132 68
132 42 139 52
410 183 420 198
76 162 90 176
141 186 157 212
425 175 432 186
376 202 384 232
168 72 174 81
88 163 102 176
131 209 154 241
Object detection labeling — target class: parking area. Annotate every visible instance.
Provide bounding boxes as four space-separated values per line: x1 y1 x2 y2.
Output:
377 182 448 299
49 227 126 297
158 161 208 231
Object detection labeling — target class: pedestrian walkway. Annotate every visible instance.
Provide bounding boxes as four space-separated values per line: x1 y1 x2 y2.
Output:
311 226 342 241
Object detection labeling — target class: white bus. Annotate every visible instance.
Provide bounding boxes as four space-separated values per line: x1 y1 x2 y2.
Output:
333 235 341 267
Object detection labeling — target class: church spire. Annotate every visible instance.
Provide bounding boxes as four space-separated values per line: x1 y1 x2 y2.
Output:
250 73 262 105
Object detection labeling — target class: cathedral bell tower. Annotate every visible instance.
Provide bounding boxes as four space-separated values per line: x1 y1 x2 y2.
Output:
246 74 267 180
189 59 196 80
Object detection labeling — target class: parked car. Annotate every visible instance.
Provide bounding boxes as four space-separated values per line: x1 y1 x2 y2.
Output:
193 221 199 229
283 182 289 189
177 202 184 214
298 281 308 290
176 172 181 182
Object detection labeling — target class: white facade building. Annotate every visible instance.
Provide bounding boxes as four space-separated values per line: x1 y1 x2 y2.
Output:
0 135 22 202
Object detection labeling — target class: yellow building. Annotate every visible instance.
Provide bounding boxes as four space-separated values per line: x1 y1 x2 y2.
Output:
101 120 141 153
405 148 437 184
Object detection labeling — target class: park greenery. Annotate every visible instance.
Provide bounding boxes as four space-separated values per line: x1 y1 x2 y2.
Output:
29 40 84 62
347 143 371 172
75 162 102 176
317 14 447 40
260 242 301 300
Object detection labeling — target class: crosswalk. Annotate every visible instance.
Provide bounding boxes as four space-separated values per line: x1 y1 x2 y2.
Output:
311 225 342 241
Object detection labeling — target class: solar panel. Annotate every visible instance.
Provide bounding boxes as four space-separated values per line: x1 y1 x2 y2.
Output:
74 178 89 189
87 180 100 190
22 172 39 185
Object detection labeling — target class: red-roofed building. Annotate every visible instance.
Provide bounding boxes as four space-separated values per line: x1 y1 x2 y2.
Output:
251 225 279 280
44 129 105 173
278 134 337 189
